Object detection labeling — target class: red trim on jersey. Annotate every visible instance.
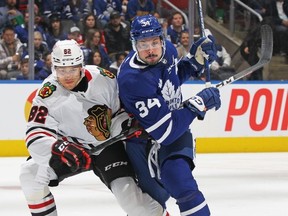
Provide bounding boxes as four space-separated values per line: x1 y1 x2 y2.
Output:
85 69 92 81
28 198 55 209
25 131 55 142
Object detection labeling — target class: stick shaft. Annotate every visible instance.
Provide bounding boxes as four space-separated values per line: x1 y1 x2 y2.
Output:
196 0 211 86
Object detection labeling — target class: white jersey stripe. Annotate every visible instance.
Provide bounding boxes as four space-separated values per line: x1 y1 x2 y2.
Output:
145 113 171 133
181 200 207 216
156 120 173 144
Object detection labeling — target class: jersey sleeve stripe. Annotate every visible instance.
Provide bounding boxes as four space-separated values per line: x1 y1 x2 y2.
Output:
155 120 173 144
145 113 171 133
26 131 55 142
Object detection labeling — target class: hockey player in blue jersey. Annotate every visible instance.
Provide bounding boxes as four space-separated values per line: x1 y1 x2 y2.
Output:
117 15 221 216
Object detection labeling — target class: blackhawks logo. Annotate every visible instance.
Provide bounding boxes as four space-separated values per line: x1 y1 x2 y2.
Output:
98 67 115 79
83 104 112 141
38 82 57 99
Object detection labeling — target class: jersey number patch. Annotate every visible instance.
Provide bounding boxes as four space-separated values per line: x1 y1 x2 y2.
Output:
135 98 161 118
28 106 48 124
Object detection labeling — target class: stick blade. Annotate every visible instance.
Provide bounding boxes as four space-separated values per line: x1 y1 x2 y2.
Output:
259 24 273 63
215 24 273 88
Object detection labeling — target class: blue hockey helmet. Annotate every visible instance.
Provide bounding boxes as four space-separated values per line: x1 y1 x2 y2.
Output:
130 14 166 63
130 14 163 42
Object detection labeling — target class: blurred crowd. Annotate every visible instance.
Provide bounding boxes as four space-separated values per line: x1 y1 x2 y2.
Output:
209 0 288 80
0 0 155 80
1 0 288 81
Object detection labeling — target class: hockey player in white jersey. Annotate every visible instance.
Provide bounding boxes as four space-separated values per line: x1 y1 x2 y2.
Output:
19 39 167 216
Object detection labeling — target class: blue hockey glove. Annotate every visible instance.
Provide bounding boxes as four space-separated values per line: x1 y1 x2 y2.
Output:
185 35 217 75
197 87 221 110
184 87 221 120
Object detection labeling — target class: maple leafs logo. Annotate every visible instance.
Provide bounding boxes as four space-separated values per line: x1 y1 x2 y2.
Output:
160 79 181 110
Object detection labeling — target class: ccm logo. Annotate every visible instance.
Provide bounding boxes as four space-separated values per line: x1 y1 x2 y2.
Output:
105 161 128 171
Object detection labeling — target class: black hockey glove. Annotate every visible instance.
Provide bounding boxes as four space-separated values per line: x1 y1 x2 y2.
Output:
184 87 221 120
49 141 91 173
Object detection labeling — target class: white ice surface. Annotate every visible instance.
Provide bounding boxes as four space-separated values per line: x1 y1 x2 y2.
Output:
1 153 288 216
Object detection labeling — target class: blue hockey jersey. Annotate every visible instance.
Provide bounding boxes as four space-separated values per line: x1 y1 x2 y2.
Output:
118 40 201 146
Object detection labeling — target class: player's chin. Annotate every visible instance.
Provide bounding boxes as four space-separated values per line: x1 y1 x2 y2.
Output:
145 58 160 65
62 82 77 90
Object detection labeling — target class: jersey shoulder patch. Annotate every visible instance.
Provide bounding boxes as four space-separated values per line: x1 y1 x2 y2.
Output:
98 67 115 79
38 82 57 99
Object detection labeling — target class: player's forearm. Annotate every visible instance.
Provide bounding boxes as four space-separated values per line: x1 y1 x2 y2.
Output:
27 136 57 167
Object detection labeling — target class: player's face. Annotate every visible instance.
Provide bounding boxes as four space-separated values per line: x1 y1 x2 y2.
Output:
136 36 163 65
55 65 82 90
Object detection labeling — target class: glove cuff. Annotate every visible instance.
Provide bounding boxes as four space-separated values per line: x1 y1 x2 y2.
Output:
184 96 206 120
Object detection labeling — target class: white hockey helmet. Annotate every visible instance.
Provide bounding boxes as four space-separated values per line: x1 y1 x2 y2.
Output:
52 39 84 67
51 39 84 78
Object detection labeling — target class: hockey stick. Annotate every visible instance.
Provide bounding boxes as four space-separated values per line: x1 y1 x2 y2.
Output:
195 0 211 87
88 120 143 155
215 24 273 88
88 25 273 154
180 24 273 109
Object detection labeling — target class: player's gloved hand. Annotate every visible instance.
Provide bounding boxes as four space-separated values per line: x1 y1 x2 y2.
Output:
184 87 221 120
49 141 91 172
121 115 148 139
185 35 217 74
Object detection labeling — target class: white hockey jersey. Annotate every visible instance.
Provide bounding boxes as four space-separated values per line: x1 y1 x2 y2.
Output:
26 65 125 167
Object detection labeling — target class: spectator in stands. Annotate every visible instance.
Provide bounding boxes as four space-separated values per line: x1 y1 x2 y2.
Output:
81 13 103 41
69 0 91 30
16 0 28 14
240 24 263 80
108 51 127 76
0 0 24 33
42 1 74 33
88 50 110 69
35 52 52 80
267 0 288 56
208 43 236 80
121 0 129 17
83 28 111 66
176 31 190 59
211 44 232 70
67 26 84 45
195 28 235 80
14 8 47 47
153 11 169 39
16 55 29 80
201 28 234 78
34 31 49 59
33 31 49 73
16 0 41 12
0 25 24 80
104 11 132 59
126 0 155 21
45 14 68 50
167 11 188 46
92 0 122 27
248 0 268 16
